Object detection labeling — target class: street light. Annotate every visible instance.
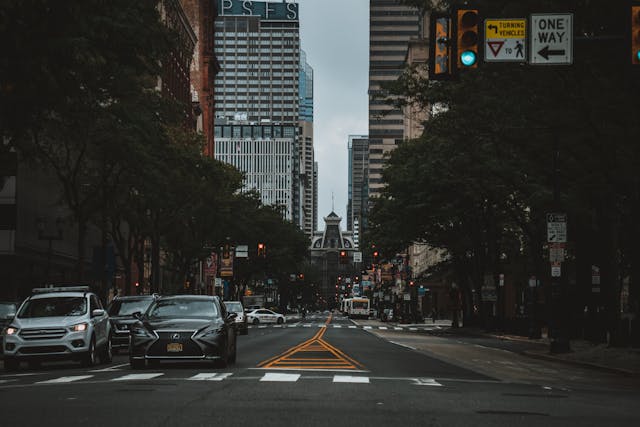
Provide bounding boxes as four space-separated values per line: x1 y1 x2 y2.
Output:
36 216 64 283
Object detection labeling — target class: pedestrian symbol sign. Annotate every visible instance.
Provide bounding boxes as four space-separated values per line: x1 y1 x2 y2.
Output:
484 18 526 62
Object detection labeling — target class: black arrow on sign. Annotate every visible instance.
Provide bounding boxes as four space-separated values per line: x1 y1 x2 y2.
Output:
537 45 565 60
488 24 498 33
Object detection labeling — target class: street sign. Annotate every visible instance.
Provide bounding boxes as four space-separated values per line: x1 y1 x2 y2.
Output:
484 18 527 62
549 243 566 263
551 263 562 277
530 14 573 65
547 213 567 243
235 245 248 258
353 251 362 263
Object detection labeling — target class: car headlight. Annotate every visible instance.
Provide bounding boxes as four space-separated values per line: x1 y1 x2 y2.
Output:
4 326 19 335
131 327 154 338
70 323 88 332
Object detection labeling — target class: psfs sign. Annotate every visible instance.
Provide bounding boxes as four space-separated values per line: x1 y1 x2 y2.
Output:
484 19 527 62
218 0 298 21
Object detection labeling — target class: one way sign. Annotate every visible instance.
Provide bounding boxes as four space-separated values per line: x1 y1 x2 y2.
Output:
530 13 573 65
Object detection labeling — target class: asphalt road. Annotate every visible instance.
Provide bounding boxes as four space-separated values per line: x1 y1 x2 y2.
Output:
1 312 638 426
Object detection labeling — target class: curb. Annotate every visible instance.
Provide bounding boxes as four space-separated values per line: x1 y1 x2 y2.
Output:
521 350 639 377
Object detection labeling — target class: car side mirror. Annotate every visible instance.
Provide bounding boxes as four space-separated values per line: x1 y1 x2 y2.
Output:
132 311 143 320
227 312 237 321
91 308 106 318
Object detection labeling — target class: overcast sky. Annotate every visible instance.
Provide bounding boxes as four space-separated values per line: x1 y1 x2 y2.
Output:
297 0 369 224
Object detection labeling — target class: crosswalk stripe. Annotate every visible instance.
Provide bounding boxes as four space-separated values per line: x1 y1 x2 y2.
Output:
363 326 372 330
188 373 233 381
333 325 342 328
379 326 388 330
37 375 94 384
394 327 403 331
413 378 442 386
409 328 417 331
260 373 300 382
348 325 357 329
112 373 163 381
333 375 369 383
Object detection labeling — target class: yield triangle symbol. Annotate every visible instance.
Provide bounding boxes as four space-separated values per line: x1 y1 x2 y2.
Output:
488 41 505 57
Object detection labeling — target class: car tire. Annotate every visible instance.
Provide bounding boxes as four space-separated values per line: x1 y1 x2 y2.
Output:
277 317 284 324
81 336 97 367
252 318 259 325
100 334 113 364
4 357 19 372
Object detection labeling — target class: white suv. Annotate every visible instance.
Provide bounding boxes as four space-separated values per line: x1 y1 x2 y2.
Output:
2 286 112 371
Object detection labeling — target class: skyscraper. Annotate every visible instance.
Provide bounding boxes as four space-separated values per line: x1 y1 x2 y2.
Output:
299 49 315 238
214 0 310 228
368 0 420 200
347 135 369 243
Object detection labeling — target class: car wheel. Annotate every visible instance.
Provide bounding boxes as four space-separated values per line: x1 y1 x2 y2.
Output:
252 318 259 325
4 357 19 372
130 357 145 369
100 334 113 364
81 336 97 367
277 317 284 324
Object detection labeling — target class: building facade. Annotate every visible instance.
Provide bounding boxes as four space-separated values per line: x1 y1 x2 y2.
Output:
347 135 369 239
214 0 313 231
368 0 420 202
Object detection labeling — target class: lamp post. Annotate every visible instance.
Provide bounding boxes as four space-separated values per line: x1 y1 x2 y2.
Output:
36 217 64 283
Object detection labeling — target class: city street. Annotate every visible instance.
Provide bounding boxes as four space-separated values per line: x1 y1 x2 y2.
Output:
1 313 638 426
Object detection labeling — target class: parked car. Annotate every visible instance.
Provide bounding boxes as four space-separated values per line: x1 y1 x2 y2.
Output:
224 301 248 335
128 295 237 369
107 295 158 352
2 286 112 371
246 308 285 325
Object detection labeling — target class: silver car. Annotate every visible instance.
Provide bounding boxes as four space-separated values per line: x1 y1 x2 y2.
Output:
2 286 112 371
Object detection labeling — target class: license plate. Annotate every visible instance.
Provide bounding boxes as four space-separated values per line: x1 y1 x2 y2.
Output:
167 343 183 353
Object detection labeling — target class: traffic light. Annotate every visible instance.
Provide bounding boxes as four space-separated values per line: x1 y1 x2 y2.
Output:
429 14 453 80
632 5 640 65
257 242 266 257
339 250 348 264
456 8 480 68
222 244 230 259
372 251 379 264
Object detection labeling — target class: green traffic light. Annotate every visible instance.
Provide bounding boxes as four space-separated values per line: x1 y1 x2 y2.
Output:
460 50 477 67
637 50 640 62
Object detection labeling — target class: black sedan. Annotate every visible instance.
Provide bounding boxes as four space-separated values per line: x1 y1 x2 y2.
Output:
129 295 237 369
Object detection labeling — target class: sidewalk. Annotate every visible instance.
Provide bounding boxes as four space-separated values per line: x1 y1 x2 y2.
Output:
453 327 640 376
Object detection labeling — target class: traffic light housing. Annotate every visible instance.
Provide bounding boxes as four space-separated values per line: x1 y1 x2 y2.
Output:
632 5 640 65
339 250 348 264
257 242 266 257
372 251 379 264
429 14 453 80
456 8 480 69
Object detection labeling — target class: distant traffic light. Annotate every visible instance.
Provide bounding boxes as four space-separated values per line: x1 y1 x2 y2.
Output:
257 242 266 257
372 251 379 264
456 8 480 68
632 5 640 65
429 13 453 80
339 250 348 264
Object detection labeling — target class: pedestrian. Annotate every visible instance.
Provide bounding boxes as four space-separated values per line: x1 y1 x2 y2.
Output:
431 308 437 324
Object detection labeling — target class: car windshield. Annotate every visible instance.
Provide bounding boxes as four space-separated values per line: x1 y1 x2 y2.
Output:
225 302 243 313
18 297 87 318
147 299 218 320
108 298 152 316
0 303 17 318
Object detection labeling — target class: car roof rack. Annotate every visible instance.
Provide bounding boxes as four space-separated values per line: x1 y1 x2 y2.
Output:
32 286 91 294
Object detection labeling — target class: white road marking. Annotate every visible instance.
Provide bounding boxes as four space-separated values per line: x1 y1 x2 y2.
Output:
288 325 298 328
260 373 300 382
90 363 129 372
303 324 312 327
348 326 357 329
394 327 403 331
333 325 342 328
319 325 326 328
390 341 416 350
379 326 388 330
188 373 233 381
413 378 442 387
0 379 17 384
37 375 94 384
363 326 372 330
112 373 164 381
333 375 370 383
409 328 417 331
258 325 267 329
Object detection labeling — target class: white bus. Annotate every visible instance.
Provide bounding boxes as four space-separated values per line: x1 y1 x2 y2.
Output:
347 297 370 319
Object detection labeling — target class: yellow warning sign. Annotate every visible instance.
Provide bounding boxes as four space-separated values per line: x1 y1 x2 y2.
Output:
485 19 526 39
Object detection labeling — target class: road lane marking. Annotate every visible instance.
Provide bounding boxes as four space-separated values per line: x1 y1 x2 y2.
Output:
413 378 442 386
363 326 372 330
260 373 300 382
112 373 163 381
348 326 357 329
37 375 94 384
409 328 417 331
379 326 388 330
333 375 369 383
394 327 403 331
90 363 129 372
188 373 233 381
333 325 342 328
390 341 416 351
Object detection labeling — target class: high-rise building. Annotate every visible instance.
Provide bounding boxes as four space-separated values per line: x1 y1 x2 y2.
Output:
368 0 420 201
347 135 369 242
214 0 311 230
